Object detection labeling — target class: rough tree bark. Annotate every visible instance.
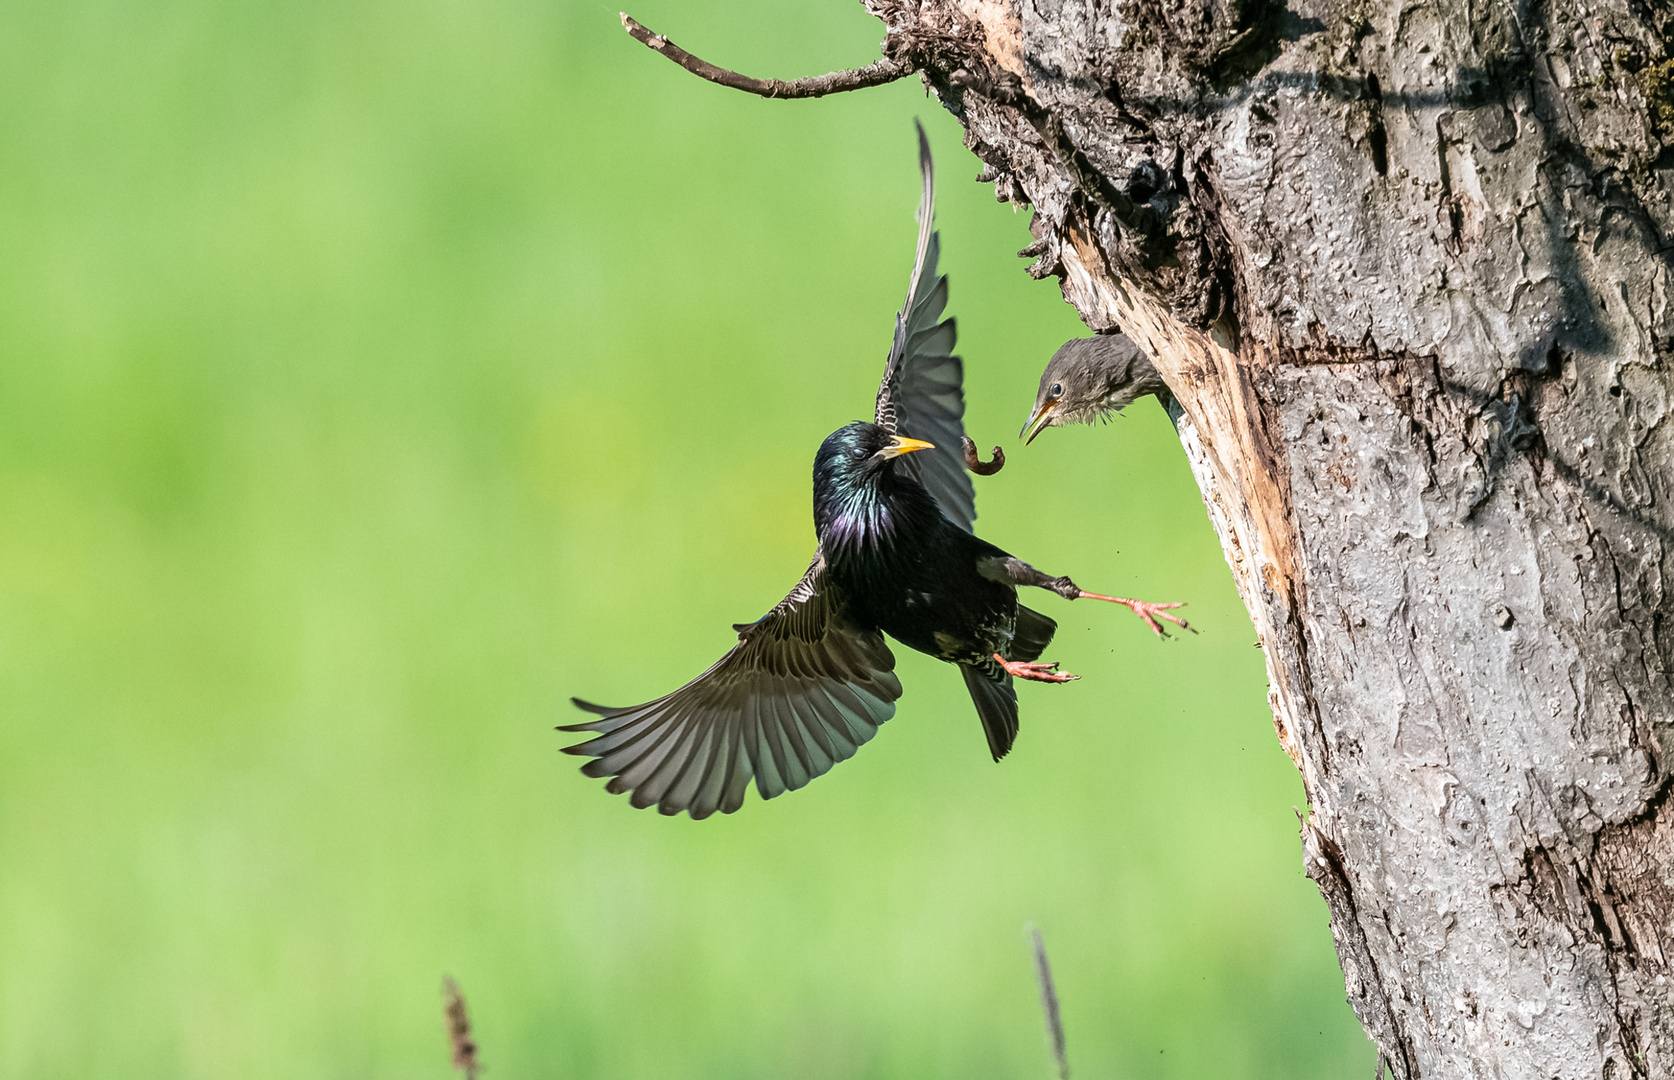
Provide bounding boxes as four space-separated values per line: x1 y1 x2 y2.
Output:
855 1 1674 1077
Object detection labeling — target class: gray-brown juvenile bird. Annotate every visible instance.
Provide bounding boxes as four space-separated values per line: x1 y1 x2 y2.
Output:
562 126 1188 819
1019 333 1171 444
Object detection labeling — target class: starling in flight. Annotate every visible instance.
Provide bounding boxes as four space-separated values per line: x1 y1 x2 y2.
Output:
563 126 1187 818
1020 333 1172 445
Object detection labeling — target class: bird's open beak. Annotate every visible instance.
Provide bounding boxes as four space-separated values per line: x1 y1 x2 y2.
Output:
1020 401 1057 445
877 435 935 459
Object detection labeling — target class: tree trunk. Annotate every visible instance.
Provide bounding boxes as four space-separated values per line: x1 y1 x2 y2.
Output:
866 0 1674 1075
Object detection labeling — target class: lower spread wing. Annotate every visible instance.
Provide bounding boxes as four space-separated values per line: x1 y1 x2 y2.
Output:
875 121 977 533
561 557 901 819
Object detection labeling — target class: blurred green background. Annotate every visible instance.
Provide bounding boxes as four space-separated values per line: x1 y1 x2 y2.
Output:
0 1 1371 1076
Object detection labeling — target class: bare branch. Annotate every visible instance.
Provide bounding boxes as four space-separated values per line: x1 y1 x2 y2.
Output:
620 13 912 99
441 976 480 1080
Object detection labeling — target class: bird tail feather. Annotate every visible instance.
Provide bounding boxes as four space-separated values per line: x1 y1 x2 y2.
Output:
960 664 1019 762
1008 605 1057 664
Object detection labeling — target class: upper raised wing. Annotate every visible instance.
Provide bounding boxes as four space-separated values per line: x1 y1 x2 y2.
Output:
875 122 977 533
561 556 902 819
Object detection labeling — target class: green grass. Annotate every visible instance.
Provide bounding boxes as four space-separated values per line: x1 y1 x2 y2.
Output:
0 1 1371 1076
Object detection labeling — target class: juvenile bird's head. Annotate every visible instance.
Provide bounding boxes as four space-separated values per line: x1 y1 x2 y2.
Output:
812 422 934 549
1020 334 1167 444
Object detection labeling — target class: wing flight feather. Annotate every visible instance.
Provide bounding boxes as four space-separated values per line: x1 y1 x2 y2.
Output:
562 556 901 818
874 121 979 532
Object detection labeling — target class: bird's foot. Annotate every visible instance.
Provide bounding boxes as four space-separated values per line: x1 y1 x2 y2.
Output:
962 436 1005 476
993 653 1079 683
1075 592 1194 637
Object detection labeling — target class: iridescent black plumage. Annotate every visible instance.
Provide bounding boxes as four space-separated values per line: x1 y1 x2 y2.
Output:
810 421 1059 762
562 123 1175 818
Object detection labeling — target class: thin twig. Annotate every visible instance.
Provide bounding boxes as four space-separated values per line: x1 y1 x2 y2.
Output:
442 976 481 1080
1029 925 1070 1080
620 13 912 99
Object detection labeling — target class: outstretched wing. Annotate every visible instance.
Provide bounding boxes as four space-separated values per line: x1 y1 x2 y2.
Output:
875 121 977 533
562 556 901 819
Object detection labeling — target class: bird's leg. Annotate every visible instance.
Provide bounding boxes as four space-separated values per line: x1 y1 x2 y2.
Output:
993 653 1079 683
1074 591 1193 637
961 435 1005 475
993 557 1192 637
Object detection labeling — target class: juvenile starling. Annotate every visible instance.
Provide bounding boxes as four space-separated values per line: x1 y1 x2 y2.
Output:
1020 333 1171 444
563 125 1188 818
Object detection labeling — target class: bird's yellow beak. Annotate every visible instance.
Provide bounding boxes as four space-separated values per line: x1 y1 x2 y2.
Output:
877 435 935 459
1020 400 1058 445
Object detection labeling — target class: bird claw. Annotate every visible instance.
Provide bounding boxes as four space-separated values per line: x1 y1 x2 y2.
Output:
962 436 1005 476
1076 592 1194 638
993 653 1079 683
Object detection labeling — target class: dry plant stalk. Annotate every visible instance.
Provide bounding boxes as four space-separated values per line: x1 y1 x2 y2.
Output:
1029 925 1069 1080
442 975 480 1080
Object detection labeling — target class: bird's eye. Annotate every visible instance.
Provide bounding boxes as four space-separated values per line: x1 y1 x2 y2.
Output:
850 445 868 460
1050 383 1063 398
